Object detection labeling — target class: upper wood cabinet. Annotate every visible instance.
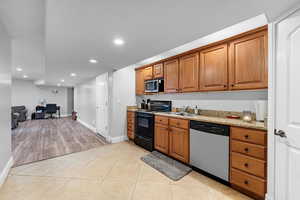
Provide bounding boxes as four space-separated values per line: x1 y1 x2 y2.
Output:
143 66 153 80
164 59 179 93
229 30 268 90
136 69 144 95
179 53 199 92
200 44 228 91
153 63 164 79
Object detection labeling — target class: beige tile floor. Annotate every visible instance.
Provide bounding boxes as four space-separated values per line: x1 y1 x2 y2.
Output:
0 141 252 200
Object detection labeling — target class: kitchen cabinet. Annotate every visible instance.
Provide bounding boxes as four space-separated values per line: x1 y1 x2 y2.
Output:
127 111 135 140
153 63 164 79
169 126 189 163
179 53 199 92
229 30 268 90
154 116 189 163
200 44 228 91
143 66 153 80
155 124 169 154
230 127 267 199
164 59 179 93
136 69 145 95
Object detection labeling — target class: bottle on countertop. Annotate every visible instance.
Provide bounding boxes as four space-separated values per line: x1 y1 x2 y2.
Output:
194 106 199 115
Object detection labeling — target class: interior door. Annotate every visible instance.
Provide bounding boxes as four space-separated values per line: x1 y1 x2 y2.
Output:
96 73 109 139
275 8 300 200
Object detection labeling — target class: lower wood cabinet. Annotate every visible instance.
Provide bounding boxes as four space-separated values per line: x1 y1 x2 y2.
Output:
154 116 189 163
154 124 169 154
127 111 135 140
169 126 189 163
230 127 267 199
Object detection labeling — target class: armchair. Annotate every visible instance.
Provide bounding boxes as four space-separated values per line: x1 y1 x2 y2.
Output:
12 106 28 122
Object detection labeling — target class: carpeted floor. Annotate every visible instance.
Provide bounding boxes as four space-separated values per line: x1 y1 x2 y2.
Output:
12 117 106 167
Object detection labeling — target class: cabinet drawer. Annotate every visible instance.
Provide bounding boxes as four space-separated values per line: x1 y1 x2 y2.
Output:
231 152 266 178
231 168 266 198
155 116 169 125
231 127 267 146
127 123 134 131
127 130 134 140
169 118 189 129
127 111 135 118
231 140 266 160
128 117 135 124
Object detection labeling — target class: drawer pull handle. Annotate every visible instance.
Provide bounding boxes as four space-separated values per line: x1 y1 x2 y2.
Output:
244 135 249 139
244 180 249 185
244 148 249 152
244 163 249 167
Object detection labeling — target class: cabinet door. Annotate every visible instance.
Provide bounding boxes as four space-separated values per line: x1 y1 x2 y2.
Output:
200 44 228 91
153 63 164 79
229 31 268 90
155 124 169 154
179 53 199 92
169 127 189 163
143 66 153 80
164 59 179 93
136 69 144 95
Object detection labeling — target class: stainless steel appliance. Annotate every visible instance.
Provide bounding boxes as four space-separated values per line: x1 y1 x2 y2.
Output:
190 120 229 181
144 79 164 93
135 100 171 151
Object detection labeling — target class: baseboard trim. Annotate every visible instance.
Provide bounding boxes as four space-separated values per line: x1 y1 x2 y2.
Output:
107 135 127 143
0 157 13 187
77 119 97 133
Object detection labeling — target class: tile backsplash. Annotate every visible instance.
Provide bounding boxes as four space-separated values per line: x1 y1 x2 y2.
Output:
137 89 268 113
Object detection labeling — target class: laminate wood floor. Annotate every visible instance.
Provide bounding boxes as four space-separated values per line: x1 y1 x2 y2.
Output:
12 117 106 167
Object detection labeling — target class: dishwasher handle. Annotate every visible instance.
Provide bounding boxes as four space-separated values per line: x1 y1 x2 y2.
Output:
190 120 229 136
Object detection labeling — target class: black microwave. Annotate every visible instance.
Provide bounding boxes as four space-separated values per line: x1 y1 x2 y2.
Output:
144 79 164 93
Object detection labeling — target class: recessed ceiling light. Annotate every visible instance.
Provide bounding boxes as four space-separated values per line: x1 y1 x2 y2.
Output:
23 75 28 78
70 73 77 77
57 83 61 87
114 38 124 46
16 67 23 72
61 79 65 82
89 59 98 64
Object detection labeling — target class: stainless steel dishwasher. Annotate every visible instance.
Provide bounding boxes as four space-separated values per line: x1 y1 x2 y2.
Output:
190 120 229 181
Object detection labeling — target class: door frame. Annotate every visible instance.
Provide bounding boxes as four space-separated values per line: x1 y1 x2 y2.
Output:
267 4 300 200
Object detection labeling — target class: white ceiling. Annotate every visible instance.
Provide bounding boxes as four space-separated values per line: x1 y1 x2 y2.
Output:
0 0 299 86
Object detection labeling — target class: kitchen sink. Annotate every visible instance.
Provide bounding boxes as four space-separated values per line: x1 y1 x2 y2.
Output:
170 112 198 117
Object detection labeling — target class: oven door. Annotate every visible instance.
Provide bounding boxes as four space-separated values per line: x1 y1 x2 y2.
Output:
136 113 154 139
145 80 158 93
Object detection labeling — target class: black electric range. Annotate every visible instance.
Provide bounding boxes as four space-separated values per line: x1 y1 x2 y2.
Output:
134 100 171 151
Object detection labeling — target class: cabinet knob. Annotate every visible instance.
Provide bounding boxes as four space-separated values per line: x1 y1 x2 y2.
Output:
231 84 235 87
244 135 249 139
244 163 249 168
224 85 227 88
244 180 249 185
244 148 249 152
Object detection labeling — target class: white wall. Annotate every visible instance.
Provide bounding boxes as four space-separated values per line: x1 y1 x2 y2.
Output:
12 79 72 118
110 66 136 138
0 20 12 185
74 78 96 130
140 90 268 112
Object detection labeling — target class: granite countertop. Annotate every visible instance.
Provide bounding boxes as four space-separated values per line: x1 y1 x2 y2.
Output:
127 108 267 131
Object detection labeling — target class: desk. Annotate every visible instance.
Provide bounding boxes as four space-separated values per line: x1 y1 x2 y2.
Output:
36 105 61 119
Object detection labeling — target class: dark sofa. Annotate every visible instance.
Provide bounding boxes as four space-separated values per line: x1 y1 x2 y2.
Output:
11 112 19 129
12 106 28 122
